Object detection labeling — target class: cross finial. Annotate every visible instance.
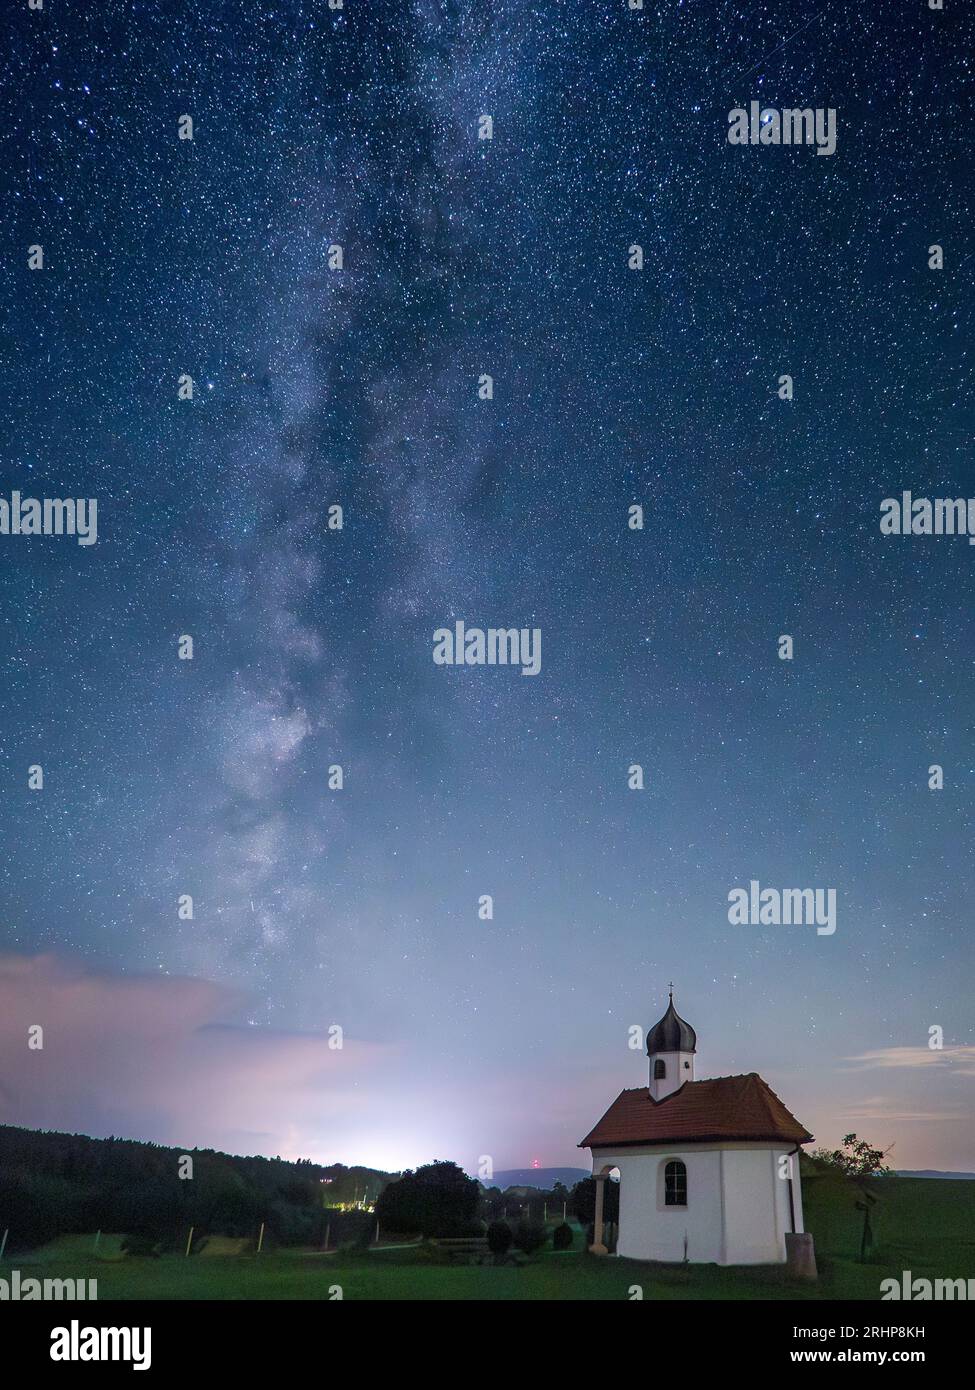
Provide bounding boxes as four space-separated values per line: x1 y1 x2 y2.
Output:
668 981 674 998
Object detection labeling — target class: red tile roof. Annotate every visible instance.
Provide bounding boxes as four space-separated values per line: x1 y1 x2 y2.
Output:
579 1073 812 1149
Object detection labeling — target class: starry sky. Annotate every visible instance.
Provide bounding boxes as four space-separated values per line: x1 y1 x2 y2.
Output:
0 1 973 1174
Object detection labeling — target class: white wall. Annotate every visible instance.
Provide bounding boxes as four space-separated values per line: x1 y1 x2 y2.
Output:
721 1148 777 1263
593 1142 804 1265
722 1146 805 1263
596 1148 724 1263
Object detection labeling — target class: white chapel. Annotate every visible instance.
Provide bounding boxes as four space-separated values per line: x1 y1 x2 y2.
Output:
580 993 815 1267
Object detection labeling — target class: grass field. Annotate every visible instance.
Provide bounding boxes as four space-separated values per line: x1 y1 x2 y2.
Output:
8 1177 974 1300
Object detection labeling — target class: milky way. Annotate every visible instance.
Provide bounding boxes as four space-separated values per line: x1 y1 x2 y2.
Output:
0 1 972 1169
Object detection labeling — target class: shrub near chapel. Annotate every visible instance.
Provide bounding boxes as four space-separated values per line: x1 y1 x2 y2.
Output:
552 1222 573 1250
487 1221 514 1258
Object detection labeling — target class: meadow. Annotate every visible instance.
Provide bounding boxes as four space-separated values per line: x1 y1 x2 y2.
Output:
8 1176 974 1301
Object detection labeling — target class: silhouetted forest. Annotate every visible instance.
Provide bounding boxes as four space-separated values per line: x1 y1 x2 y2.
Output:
0 1124 392 1252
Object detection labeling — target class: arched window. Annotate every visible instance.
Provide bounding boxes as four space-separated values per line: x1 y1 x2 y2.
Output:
653 1059 666 1080
664 1160 687 1207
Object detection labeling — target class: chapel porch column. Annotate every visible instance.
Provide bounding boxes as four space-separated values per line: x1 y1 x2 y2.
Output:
589 1172 608 1255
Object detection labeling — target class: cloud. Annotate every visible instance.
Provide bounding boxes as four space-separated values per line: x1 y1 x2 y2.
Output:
841 1046 975 1076
834 1097 966 1125
0 954 581 1173
0 954 404 1165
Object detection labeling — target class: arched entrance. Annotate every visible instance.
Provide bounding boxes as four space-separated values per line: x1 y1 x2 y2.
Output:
590 1164 620 1255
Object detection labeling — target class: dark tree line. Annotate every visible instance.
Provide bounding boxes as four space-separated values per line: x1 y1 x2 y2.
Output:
0 1124 391 1252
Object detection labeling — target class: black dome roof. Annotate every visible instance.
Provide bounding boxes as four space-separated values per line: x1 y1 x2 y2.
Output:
646 996 696 1055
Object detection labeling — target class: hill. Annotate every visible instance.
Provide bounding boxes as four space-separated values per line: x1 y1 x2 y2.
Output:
896 1169 975 1180
488 1167 590 1190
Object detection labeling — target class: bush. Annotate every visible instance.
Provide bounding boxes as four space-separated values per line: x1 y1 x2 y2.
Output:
513 1219 547 1255
552 1222 573 1250
487 1220 513 1256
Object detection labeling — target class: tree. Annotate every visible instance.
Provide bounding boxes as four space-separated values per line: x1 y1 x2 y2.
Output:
810 1133 893 1263
374 1160 479 1238
811 1134 893 1180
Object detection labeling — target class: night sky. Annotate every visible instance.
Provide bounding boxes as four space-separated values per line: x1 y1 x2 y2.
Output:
1 1 973 1174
